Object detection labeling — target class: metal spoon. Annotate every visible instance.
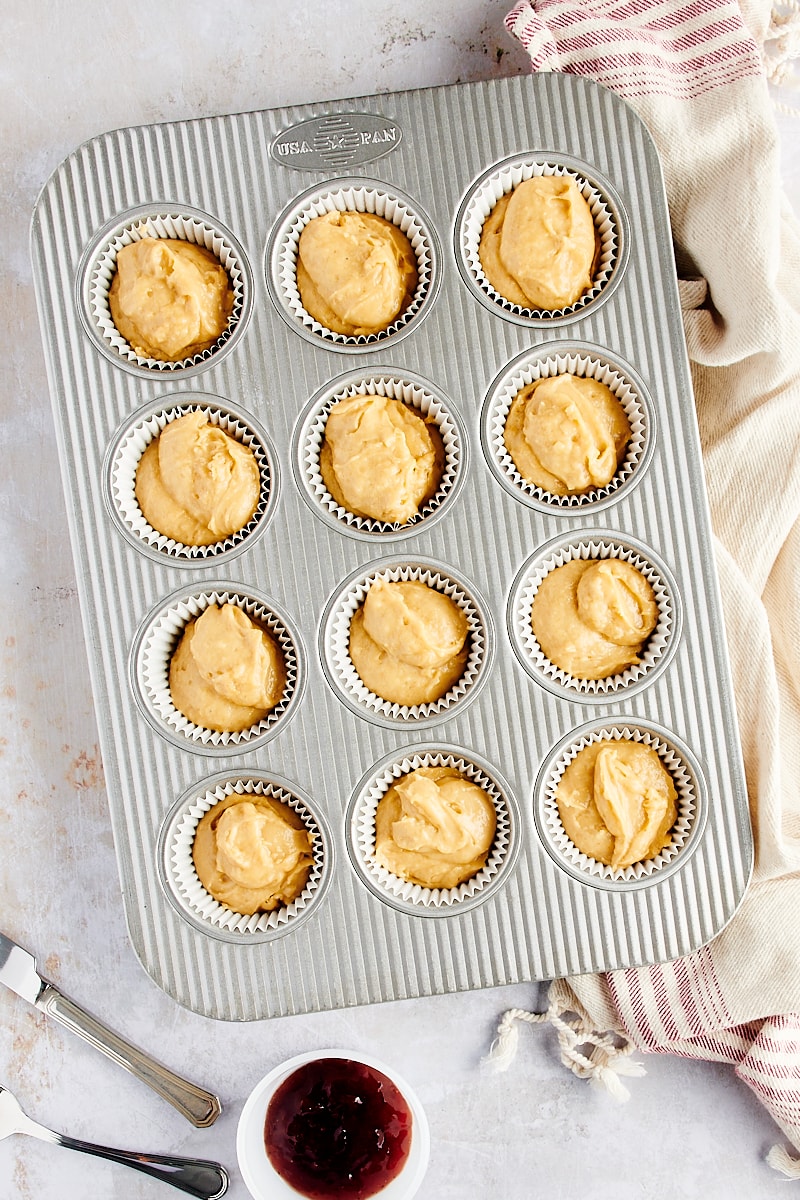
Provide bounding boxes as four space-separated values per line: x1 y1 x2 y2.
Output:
0 1083 228 1197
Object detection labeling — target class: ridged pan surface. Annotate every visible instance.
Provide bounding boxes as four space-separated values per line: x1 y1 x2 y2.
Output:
30 74 752 1020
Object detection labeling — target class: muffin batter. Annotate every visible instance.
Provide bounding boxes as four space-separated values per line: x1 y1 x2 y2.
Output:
320 393 443 523
109 237 233 360
504 374 631 495
479 175 597 310
135 410 260 545
555 738 677 868
169 602 286 732
349 578 469 707
297 211 418 336
531 558 659 679
193 792 313 914
374 766 496 888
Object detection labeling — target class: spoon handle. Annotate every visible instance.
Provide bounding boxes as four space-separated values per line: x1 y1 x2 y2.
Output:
37 984 221 1127
53 1131 228 1198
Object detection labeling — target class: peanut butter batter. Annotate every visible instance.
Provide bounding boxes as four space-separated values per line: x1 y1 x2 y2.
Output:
109 237 233 361
555 739 677 868
374 766 496 888
297 211 418 336
169 602 286 732
504 374 631 495
320 394 444 523
193 793 313 914
349 578 469 707
531 558 659 680
135 411 260 545
479 175 597 310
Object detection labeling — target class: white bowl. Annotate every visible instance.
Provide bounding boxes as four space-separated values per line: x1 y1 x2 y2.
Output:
236 1048 431 1200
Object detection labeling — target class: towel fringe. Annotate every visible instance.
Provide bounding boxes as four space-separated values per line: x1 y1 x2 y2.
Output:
766 0 800 113
766 1143 800 1178
483 979 645 1101
487 988 800 1176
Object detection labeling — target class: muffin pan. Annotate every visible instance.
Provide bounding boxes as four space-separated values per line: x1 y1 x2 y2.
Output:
30 73 752 1020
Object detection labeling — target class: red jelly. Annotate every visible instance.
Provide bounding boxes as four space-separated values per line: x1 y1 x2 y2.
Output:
264 1057 413 1200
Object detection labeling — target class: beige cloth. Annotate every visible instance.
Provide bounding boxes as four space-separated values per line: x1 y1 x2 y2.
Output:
489 0 800 1173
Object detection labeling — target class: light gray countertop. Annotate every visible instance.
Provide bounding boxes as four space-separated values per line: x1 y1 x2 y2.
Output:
2 3 798 1198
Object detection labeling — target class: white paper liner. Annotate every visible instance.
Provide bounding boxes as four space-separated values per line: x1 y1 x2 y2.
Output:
135 588 300 749
350 749 514 910
164 777 328 936
108 402 273 560
511 536 677 697
324 563 489 723
539 725 699 885
273 184 435 346
86 211 246 370
459 158 618 320
299 373 463 535
485 351 649 511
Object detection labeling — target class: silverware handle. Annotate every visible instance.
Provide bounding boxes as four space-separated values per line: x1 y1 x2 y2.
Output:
54 1132 228 1198
37 984 221 1128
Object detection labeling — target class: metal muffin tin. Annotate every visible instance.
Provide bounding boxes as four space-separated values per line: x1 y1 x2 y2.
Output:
30 73 752 1021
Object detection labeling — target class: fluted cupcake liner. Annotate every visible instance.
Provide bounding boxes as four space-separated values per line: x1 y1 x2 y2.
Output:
158 772 332 941
320 559 493 727
456 155 622 323
130 584 304 753
346 746 518 914
104 395 277 564
267 179 438 349
294 369 467 540
482 346 652 513
80 206 251 374
508 532 681 701
535 722 705 888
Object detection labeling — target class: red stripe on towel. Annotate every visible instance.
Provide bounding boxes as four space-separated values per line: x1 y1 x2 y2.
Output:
506 0 763 97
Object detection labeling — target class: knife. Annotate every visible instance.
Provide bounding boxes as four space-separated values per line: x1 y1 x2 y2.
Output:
0 931 221 1128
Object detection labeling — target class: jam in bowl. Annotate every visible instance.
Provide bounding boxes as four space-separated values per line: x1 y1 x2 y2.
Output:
237 1049 430 1199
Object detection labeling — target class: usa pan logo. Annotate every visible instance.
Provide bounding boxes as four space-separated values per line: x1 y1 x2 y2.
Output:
271 113 403 171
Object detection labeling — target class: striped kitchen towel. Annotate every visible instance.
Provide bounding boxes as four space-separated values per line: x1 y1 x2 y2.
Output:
506 0 766 95
487 0 800 1177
